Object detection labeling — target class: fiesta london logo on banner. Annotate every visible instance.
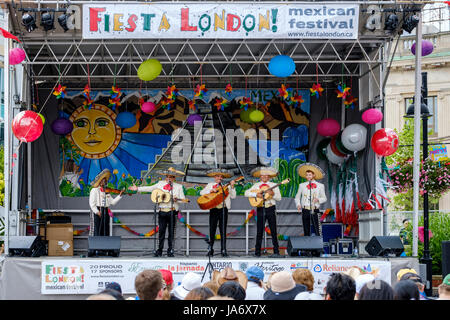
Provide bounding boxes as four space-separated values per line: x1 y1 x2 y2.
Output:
82 3 359 39
43 264 85 291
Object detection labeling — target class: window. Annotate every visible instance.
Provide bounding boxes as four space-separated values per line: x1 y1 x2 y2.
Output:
404 96 438 135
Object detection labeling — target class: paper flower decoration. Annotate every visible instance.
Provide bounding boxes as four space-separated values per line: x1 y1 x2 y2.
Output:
166 85 179 100
290 94 304 108
225 84 233 96
108 86 122 110
160 96 174 110
344 95 358 109
214 98 228 111
82 84 94 109
239 97 253 111
194 84 208 99
188 100 197 112
336 84 351 99
418 226 433 243
278 84 292 100
52 84 66 99
310 83 324 99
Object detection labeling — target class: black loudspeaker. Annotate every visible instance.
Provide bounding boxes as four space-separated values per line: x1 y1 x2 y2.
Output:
442 241 450 277
8 236 47 257
287 236 323 257
365 236 404 257
88 236 121 257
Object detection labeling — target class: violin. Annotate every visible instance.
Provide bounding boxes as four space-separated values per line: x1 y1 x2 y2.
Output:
104 187 134 196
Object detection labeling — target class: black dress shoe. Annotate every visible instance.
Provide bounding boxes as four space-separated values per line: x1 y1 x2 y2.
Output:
207 249 214 257
154 250 162 257
167 250 174 257
254 252 261 257
221 250 229 257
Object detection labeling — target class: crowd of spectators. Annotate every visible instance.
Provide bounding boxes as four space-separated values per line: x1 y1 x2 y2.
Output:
87 266 450 301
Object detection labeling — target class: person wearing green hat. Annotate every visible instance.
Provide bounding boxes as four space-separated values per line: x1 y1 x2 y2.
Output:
438 274 450 300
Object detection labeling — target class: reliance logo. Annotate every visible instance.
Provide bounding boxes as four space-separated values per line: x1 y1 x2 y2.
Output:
313 264 322 273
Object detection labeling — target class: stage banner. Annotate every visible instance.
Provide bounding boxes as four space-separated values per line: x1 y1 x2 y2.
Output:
82 3 359 39
41 258 390 295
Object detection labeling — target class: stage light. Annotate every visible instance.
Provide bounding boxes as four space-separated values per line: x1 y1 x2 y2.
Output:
41 11 55 31
58 13 69 32
385 14 399 31
365 5 382 32
402 14 420 33
22 13 37 33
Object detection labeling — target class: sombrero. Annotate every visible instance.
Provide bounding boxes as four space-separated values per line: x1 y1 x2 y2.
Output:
206 168 233 178
157 167 185 177
251 166 278 178
297 163 325 180
91 169 111 187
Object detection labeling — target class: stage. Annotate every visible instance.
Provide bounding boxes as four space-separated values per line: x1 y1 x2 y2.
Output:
0 255 419 300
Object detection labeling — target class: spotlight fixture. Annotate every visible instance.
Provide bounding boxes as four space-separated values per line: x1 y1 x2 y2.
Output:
365 5 382 32
22 13 37 33
41 11 55 31
58 13 69 32
384 14 399 31
402 14 420 33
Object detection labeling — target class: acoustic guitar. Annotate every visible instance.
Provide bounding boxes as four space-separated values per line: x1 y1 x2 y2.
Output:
248 179 290 207
197 176 244 210
150 189 190 204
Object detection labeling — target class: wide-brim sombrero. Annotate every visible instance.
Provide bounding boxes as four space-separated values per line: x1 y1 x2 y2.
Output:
91 169 111 187
297 163 325 180
251 167 278 178
206 168 233 178
157 167 185 177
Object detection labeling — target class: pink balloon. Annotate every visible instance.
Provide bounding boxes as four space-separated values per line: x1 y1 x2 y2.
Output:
12 110 43 142
362 108 383 124
9 48 26 65
317 118 340 137
141 101 156 113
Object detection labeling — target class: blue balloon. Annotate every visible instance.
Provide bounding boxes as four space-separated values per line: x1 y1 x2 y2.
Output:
268 55 296 77
116 111 136 129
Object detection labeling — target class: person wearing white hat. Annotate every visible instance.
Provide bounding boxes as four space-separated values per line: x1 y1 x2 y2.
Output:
199 169 236 257
129 168 186 257
89 169 124 236
295 163 327 236
245 167 282 258
171 272 202 300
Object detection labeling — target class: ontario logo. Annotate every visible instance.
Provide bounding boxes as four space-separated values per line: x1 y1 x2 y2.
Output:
313 264 322 273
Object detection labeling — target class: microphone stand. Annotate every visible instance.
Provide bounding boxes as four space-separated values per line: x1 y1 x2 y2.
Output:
169 180 176 257
220 181 227 257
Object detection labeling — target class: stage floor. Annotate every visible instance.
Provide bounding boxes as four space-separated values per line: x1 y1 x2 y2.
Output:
0 255 420 299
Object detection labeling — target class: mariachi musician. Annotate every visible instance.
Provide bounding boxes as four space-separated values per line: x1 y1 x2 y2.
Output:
245 167 283 258
295 163 327 236
199 168 236 257
129 168 186 257
89 169 124 237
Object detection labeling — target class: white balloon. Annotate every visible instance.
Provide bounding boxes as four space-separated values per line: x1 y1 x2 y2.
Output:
341 124 367 152
326 143 346 165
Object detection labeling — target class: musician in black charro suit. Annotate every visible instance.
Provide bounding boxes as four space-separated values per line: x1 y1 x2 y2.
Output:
200 169 236 257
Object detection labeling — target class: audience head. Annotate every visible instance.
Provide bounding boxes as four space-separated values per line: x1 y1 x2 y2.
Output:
292 268 315 292
438 274 450 300
217 267 239 286
235 271 248 290
396 268 418 282
355 274 375 297
159 269 174 291
202 280 220 295
264 271 306 300
344 267 362 280
358 280 394 300
172 272 202 300
217 281 246 300
400 272 425 294
246 266 265 286
98 288 124 300
325 273 356 300
184 287 215 300
394 280 420 300
86 293 117 300
105 282 122 294
134 269 164 300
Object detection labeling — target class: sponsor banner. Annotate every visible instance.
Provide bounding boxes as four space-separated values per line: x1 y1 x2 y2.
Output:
42 259 390 295
82 3 359 39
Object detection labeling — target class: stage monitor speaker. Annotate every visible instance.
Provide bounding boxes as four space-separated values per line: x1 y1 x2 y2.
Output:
287 236 323 257
8 236 47 257
442 241 450 277
365 236 404 257
88 236 121 257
